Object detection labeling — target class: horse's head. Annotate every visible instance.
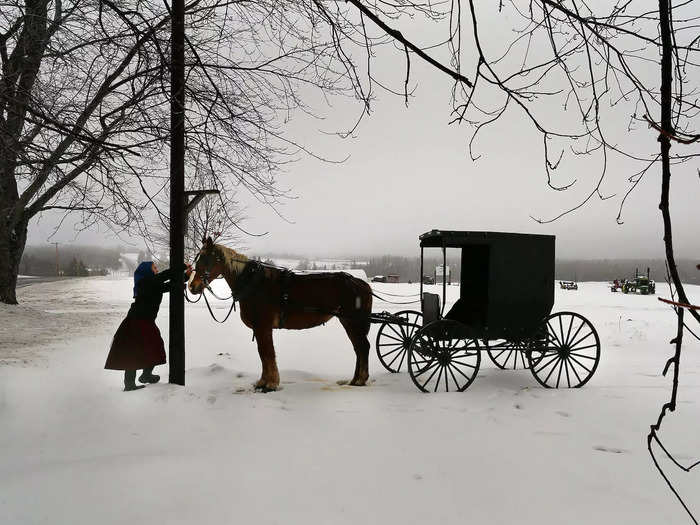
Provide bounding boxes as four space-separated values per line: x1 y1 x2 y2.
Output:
189 237 227 294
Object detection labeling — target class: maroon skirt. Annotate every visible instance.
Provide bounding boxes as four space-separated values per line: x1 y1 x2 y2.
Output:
105 317 166 370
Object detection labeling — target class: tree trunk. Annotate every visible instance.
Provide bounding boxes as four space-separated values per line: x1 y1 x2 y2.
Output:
0 217 28 305
658 0 681 302
647 3 700 521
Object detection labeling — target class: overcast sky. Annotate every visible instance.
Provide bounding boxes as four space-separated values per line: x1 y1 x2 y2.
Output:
27 4 700 261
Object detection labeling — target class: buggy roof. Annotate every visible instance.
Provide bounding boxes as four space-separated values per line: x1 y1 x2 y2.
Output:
419 229 554 248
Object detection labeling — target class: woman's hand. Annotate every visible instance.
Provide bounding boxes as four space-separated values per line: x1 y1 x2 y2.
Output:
185 264 193 277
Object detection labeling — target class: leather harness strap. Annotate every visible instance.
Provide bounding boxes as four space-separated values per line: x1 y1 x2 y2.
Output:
232 261 265 301
279 269 292 328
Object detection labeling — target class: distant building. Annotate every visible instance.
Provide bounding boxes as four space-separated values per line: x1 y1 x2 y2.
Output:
435 265 451 285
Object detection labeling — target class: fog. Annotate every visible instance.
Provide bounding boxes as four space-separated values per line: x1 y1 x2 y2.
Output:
26 5 700 262
237 89 699 260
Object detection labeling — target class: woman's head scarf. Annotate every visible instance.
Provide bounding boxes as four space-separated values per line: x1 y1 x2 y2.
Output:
133 261 154 297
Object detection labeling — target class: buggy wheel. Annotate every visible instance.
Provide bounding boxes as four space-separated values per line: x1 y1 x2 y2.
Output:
528 312 600 388
408 320 480 393
375 310 422 372
486 340 530 370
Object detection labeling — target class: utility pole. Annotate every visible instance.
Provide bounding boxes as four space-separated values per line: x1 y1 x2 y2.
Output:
52 242 59 276
167 1 220 386
169 0 186 386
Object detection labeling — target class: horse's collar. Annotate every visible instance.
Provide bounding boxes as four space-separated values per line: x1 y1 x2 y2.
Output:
228 260 264 301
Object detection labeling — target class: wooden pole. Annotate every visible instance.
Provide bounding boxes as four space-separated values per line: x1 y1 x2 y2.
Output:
169 0 186 385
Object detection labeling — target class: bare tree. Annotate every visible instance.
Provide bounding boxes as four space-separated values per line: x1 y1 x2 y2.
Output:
3 2 699 513
397 1 698 520
1 0 467 304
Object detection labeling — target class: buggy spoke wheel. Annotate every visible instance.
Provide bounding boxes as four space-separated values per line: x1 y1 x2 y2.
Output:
529 312 600 388
486 340 530 369
375 310 422 373
408 320 480 393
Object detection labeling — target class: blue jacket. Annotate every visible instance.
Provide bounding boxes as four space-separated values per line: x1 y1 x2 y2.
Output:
127 264 186 320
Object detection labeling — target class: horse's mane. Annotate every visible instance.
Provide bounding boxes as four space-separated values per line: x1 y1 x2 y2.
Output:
215 244 249 277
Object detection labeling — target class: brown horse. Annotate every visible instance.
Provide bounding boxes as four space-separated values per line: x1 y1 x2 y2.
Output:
189 237 373 391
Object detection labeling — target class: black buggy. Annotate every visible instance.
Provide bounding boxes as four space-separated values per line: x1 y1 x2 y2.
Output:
374 230 601 393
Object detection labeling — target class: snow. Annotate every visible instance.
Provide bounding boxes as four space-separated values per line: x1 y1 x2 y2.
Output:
1 277 700 524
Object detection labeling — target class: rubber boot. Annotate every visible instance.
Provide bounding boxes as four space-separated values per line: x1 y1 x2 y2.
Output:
124 370 145 391
139 367 160 384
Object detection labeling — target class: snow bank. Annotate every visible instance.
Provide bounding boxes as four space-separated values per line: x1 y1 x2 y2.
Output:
1 279 699 524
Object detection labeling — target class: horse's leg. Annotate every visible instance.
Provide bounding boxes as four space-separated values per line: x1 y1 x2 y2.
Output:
339 317 371 386
253 325 280 392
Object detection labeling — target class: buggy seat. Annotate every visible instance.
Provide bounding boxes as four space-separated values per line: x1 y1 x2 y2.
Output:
421 293 441 325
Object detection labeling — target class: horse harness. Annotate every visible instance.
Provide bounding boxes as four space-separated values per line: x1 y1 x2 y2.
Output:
195 250 363 325
193 251 266 323
279 269 292 328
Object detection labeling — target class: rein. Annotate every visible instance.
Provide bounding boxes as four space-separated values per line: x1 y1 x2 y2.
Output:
202 278 233 301
371 289 421 298
185 289 202 303
370 290 420 305
193 269 237 323
202 288 237 323
185 279 237 323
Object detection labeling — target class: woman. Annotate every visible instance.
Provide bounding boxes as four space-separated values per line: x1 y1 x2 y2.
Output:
105 261 192 391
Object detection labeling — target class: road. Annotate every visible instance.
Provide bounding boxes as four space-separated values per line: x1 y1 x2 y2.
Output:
16 276 71 288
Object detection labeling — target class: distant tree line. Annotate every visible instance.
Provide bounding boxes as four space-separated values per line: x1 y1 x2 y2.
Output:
362 256 700 285
284 255 462 283
271 254 700 286
20 245 123 277
556 259 700 285
64 258 91 277
295 259 363 272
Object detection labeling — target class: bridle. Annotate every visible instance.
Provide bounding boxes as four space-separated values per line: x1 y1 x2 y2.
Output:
191 250 216 286
185 249 232 321
192 249 232 299
188 247 251 323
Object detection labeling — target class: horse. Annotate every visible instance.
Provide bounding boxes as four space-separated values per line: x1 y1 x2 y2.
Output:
188 237 373 391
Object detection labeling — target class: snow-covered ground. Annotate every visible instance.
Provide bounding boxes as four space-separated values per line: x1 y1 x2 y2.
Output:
1 277 699 524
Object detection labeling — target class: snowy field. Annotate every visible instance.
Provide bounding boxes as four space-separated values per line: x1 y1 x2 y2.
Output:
1 276 700 524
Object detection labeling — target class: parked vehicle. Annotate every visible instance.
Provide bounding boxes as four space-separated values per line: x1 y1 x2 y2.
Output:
622 268 656 295
610 279 624 292
373 230 601 392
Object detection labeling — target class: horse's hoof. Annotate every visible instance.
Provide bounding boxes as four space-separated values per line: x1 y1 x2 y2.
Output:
254 381 279 393
349 378 368 387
